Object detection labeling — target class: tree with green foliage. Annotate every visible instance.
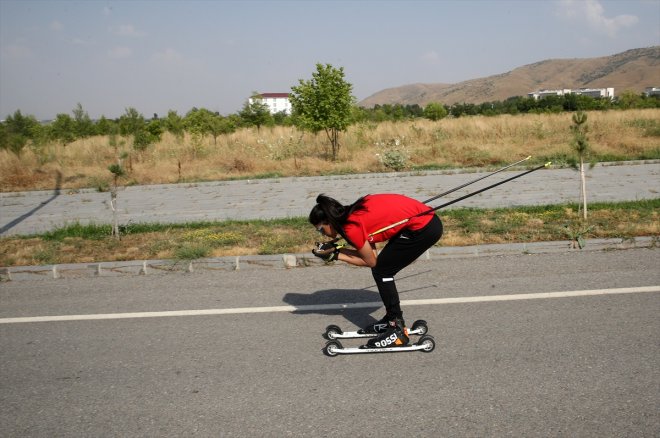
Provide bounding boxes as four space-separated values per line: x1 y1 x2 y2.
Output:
48 113 76 145
184 108 211 136
95 116 116 136
145 118 163 142
571 111 591 219
239 95 273 131
118 107 157 152
184 108 227 143
72 103 96 138
423 102 448 121
208 115 236 144
272 110 292 126
118 107 145 136
290 63 354 161
1 110 40 155
164 110 185 140
616 90 643 109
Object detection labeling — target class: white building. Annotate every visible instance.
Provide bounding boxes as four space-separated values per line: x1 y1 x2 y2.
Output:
248 93 292 115
575 88 615 99
528 89 573 99
528 87 614 100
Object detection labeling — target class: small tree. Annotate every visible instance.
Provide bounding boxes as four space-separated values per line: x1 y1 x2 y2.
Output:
164 110 185 140
95 116 116 136
2 110 40 155
239 95 273 131
423 102 448 121
72 103 96 138
108 160 126 238
290 63 354 161
48 113 76 145
571 111 590 219
118 107 145 137
208 115 236 144
118 107 159 158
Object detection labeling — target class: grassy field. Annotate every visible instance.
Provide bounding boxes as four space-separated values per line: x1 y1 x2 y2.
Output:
1 109 659 192
1 109 658 267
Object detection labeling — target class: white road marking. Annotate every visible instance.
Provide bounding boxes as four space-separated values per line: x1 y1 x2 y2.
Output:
1 285 658 324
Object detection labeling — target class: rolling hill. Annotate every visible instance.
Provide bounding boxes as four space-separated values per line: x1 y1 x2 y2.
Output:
358 46 659 108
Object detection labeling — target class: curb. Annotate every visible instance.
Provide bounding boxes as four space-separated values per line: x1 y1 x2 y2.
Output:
1 236 656 282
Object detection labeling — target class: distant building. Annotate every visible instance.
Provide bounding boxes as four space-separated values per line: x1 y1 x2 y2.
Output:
644 87 660 97
528 88 573 99
576 88 615 99
249 92 292 115
528 87 614 100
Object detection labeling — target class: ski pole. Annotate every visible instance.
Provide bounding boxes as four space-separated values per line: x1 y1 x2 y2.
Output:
368 162 551 238
426 161 551 211
422 155 531 204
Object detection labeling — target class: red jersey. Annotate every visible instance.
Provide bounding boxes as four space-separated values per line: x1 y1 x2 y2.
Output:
343 194 434 248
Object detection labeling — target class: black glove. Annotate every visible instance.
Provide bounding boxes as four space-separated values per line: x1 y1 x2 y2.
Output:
312 246 340 262
315 239 340 252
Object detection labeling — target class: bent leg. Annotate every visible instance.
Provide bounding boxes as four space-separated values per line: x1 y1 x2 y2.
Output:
371 215 443 319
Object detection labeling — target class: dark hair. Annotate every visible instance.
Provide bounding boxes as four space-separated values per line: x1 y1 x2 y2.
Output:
309 194 366 247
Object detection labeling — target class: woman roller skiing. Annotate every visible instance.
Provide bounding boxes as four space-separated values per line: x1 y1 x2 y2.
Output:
309 193 443 349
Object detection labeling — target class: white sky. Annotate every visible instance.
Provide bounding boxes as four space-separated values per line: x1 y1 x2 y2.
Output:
1 0 658 120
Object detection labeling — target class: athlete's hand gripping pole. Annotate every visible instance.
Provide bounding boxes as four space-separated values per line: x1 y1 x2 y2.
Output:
315 238 342 252
312 246 340 262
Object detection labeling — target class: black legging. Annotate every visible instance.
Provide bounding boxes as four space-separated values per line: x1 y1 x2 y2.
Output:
371 215 443 320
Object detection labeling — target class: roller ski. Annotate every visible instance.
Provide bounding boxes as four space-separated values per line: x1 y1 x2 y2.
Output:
323 318 436 357
323 318 429 340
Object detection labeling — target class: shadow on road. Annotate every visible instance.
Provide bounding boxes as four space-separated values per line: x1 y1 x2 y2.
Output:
0 171 62 235
282 288 382 329
282 269 437 329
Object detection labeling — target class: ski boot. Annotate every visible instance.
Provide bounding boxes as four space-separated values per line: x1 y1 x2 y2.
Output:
324 319 429 340
357 315 391 335
362 317 409 349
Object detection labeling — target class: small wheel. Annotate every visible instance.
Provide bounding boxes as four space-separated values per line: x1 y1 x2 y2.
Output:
324 324 343 340
323 340 343 357
417 335 436 353
411 319 428 335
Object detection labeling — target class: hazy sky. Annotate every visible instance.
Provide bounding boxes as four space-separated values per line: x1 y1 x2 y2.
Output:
1 0 658 120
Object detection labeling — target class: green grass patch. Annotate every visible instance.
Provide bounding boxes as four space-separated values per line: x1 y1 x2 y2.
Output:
174 243 212 260
40 222 113 241
2 199 657 267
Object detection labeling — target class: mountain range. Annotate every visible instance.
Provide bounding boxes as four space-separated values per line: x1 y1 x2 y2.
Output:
358 46 659 108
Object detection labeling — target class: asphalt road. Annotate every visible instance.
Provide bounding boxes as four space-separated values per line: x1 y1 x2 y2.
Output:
1 248 658 437
1 161 659 236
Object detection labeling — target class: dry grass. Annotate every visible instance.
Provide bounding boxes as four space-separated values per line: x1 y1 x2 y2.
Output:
1 109 658 192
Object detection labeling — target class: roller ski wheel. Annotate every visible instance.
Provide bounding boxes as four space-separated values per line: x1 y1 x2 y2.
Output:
417 334 436 353
323 324 343 340
410 319 429 335
323 319 430 340
323 340 343 357
322 335 437 356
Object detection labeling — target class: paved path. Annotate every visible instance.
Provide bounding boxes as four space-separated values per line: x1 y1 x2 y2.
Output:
1 161 658 236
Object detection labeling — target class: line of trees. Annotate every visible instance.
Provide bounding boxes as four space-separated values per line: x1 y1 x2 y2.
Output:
355 90 659 122
0 97 294 157
1 68 658 158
